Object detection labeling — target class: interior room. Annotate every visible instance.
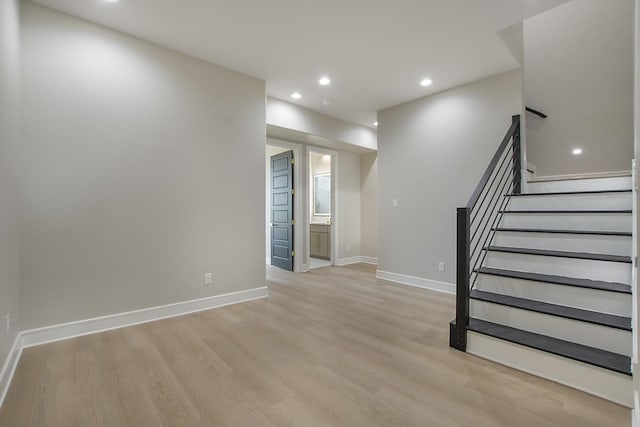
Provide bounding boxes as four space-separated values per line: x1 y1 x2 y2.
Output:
0 0 638 425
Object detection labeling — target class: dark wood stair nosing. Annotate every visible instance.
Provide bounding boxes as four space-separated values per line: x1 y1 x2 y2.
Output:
484 245 632 263
500 209 632 214
474 267 631 294
464 318 631 376
492 227 631 237
470 289 632 331
508 189 632 197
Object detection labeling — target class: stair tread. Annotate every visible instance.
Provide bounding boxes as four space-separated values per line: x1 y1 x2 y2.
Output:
485 245 632 263
467 318 631 375
493 227 631 236
509 189 632 197
476 267 631 294
501 210 632 214
470 289 631 331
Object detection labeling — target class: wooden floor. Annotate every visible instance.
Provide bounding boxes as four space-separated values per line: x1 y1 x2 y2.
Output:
0 264 630 426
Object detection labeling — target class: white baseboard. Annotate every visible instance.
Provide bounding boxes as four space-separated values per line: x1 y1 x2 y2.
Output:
335 256 378 266
376 270 455 294
20 287 269 349
0 334 23 409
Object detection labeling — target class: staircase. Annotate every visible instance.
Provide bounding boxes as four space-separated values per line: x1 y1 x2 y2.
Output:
469 176 633 406
448 116 634 407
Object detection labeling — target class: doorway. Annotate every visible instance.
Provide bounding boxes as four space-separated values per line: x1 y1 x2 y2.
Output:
308 150 334 269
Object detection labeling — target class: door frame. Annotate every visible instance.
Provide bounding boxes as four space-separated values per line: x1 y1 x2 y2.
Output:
267 139 303 272
307 146 338 268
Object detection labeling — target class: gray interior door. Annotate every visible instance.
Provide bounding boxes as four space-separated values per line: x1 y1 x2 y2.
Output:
270 150 294 271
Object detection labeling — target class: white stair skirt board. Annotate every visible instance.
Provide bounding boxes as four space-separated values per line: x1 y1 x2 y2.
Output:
470 300 631 356
635 388 640 427
492 232 632 257
499 212 632 232
484 251 631 285
376 270 455 294
474 275 631 317
20 286 269 348
508 193 632 211
525 175 631 193
467 331 633 408
0 334 23 409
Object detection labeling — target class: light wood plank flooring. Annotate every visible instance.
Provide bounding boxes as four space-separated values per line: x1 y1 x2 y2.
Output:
0 264 631 426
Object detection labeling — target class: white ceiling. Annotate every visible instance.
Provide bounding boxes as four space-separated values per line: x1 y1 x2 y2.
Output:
29 0 568 128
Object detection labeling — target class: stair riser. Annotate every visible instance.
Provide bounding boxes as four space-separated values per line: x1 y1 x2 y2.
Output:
524 176 631 193
483 251 631 284
470 300 631 355
492 232 632 257
467 332 633 407
499 213 631 232
474 275 631 316
508 193 631 211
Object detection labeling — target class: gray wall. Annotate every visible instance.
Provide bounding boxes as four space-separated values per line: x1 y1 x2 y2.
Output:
20 3 266 330
377 70 522 284
337 151 361 260
524 0 634 177
360 152 378 259
0 0 21 364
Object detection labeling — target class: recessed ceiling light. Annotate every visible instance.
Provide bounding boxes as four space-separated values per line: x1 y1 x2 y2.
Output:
291 92 302 99
373 121 378 127
420 78 433 87
572 148 583 155
319 77 331 86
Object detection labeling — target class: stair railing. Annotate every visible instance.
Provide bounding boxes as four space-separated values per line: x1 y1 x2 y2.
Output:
450 115 521 351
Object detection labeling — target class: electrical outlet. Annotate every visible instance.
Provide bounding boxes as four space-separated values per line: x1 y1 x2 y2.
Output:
5 314 10 335
204 273 213 286
438 262 446 272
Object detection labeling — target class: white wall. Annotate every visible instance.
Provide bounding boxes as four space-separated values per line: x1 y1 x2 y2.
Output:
20 4 266 330
377 70 522 286
0 0 21 370
360 152 378 259
524 0 634 178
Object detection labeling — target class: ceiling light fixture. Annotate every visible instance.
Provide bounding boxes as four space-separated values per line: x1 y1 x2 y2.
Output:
572 148 583 155
373 122 378 127
420 78 433 87
319 77 331 86
291 92 302 99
